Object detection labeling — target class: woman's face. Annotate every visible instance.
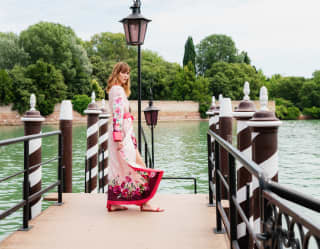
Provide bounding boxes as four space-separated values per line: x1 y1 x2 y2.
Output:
119 71 130 84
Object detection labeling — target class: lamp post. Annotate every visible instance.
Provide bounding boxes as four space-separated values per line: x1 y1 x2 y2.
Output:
120 0 151 153
143 88 159 168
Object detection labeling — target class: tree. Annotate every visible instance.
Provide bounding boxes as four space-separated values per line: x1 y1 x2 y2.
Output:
0 69 13 105
0 32 29 69
19 22 92 97
205 62 265 100
299 80 320 108
196 34 238 75
85 32 135 61
90 79 105 99
183 36 196 72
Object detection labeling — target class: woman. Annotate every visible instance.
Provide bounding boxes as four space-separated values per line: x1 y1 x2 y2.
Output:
106 62 164 212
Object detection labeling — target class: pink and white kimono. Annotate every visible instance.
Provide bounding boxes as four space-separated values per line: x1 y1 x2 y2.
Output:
107 85 163 208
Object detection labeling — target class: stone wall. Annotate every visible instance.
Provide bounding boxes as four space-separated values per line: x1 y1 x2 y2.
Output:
0 100 275 126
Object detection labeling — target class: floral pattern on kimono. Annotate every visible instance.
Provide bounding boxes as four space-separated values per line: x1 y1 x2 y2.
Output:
107 85 163 207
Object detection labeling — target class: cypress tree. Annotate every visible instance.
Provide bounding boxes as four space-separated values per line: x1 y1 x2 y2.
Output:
183 36 196 73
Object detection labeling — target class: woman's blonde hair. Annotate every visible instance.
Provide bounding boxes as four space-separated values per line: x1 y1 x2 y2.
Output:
106 62 131 96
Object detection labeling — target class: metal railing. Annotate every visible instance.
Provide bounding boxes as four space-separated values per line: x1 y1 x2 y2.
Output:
207 129 320 249
0 131 63 230
141 127 197 194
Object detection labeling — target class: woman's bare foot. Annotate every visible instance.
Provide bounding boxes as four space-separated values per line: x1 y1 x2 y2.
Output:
140 203 164 212
108 205 128 212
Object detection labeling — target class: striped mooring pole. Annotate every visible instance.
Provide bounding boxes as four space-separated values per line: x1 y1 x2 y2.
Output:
98 99 110 193
84 92 101 193
233 82 256 248
219 97 233 200
247 86 282 233
21 94 45 219
59 100 73 192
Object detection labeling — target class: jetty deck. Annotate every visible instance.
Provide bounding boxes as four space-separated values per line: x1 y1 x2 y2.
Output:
0 193 228 249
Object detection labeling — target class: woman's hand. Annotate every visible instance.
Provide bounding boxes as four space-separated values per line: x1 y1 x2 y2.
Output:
116 142 124 151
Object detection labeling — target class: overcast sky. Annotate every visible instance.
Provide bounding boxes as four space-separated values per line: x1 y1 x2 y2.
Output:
0 0 319 78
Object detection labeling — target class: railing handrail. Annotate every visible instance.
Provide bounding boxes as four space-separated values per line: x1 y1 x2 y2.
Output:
0 131 61 147
0 130 63 230
207 129 320 249
208 129 320 212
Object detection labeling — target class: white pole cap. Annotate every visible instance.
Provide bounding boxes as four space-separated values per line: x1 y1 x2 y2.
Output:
60 100 73 120
220 98 233 117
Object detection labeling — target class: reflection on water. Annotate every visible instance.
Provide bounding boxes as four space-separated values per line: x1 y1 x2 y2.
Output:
0 120 320 241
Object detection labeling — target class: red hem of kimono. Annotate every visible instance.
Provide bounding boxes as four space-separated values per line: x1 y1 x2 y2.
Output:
106 165 164 207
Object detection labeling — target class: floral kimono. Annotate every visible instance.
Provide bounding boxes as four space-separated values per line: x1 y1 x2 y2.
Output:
107 85 163 208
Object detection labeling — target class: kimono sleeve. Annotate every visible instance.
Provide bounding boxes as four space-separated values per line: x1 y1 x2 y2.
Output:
111 86 125 142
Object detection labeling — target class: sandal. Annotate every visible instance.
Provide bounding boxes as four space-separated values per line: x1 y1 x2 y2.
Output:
140 205 164 212
107 204 128 212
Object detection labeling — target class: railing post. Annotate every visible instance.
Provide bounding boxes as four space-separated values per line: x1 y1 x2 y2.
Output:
21 94 44 220
214 140 224 234
233 82 256 249
247 86 281 234
84 92 101 193
98 99 110 193
219 97 233 200
144 141 148 168
21 141 31 230
59 100 73 193
228 154 237 248
58 133 63 204
207 133 214 206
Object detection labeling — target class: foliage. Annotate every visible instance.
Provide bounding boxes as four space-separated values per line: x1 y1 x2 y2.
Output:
9 60 66 115
0 32 30 69
299 80 320 109
19 22 92 97
205 62 265 100
275 98 300 120
196 34 244 75
91 79 105 99
72 94 91 115
0 69 13 105
303 106 320 119
183 36 196 73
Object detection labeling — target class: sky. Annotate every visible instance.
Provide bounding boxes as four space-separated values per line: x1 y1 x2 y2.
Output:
0 0 319 78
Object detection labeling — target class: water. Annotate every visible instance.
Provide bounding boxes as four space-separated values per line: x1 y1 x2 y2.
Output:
0 120 319 241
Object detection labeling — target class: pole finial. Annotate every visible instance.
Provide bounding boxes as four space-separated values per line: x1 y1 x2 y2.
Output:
30 94 36 111
211 96 216 108
91 92 96 104
244 81 250 101
102 99 105 108
260 86 268 111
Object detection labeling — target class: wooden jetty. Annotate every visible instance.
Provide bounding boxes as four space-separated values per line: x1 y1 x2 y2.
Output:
0 194 228 249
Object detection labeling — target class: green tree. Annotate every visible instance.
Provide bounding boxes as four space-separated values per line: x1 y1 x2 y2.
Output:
0 32 29 69
0 69 13 105
183 36 196 72
205 62 265 100
90 79 105 99
299 80 320 108
196 34 238 75
19 22 92 97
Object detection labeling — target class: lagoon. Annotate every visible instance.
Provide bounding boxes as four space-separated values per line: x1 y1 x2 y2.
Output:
0 120 320 240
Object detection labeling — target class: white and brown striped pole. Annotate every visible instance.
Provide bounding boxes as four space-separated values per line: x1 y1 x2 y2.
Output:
233 82 256 248
59 100 73 193
247 86 281 234
21 94 45 219
98 99 110 193
84 92 101 193
219 97 233 200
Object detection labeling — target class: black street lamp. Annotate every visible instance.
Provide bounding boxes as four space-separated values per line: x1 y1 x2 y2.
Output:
143 88 159 168
120 0 151 153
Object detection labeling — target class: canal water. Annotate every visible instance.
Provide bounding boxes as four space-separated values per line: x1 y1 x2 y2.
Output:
0 120 319 241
